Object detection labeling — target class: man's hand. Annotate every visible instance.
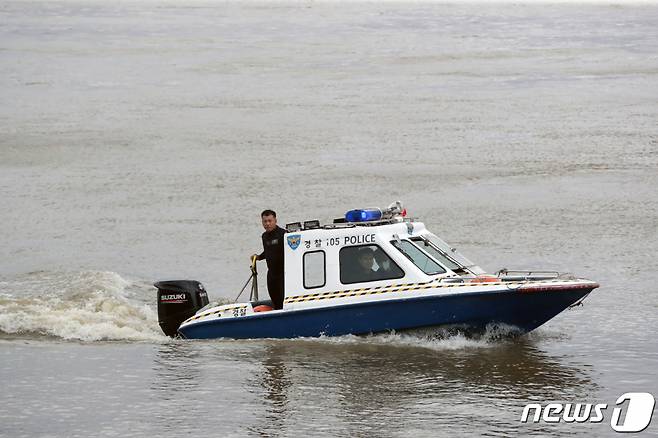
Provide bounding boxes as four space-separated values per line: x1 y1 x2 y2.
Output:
250 254 259 273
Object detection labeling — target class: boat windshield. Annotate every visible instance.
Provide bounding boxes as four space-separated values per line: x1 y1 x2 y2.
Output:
391 240 446 275
422 234 478 270
411 237 465 274
410 237 462 271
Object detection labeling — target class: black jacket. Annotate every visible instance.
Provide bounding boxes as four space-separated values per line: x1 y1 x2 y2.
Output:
258 226 286 276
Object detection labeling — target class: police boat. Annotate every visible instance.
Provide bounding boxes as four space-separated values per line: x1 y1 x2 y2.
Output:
155 202 599 339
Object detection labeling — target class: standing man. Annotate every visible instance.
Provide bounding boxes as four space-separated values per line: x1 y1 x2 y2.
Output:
252 209 286 309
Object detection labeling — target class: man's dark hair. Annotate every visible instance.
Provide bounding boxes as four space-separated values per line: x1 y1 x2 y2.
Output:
358 247 374 258
261 209 276 218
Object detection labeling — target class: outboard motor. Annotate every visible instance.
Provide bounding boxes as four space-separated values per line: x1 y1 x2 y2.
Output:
155 280 209 337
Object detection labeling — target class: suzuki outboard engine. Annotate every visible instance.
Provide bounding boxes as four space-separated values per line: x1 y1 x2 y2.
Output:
155 280 209 337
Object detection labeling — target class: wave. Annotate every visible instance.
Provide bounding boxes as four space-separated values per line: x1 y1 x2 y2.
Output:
281 323 529 351
0 271 166 342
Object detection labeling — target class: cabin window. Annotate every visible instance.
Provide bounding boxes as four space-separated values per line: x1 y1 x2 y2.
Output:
391 240 446 275
339 244 404 284
410 236 462 272
303 251 326 289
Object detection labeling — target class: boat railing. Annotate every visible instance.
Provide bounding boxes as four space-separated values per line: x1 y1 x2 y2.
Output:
439 270 575 284
496 269 571 281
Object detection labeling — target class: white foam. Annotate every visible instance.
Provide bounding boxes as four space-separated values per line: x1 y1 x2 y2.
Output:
0 271 167 342
296 324 524 351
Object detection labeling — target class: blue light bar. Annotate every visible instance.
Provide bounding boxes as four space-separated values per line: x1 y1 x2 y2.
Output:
345 208 382 222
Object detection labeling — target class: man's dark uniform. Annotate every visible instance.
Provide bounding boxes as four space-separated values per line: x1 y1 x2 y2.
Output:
257 226 286 309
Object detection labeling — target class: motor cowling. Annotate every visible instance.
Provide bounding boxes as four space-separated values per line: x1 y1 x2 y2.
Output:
155 280 209 337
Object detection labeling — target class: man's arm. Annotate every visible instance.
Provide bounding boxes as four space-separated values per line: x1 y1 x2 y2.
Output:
251 234 265 261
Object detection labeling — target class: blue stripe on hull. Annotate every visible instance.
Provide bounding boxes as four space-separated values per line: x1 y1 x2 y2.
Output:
178 288 593 340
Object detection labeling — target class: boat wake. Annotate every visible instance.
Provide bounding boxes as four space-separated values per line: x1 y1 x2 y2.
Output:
0 270 166 342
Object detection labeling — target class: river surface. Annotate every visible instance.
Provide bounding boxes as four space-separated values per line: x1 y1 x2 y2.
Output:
1 1 657 436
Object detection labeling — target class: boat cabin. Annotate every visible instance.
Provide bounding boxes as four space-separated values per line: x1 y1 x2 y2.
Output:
282 205 484 308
